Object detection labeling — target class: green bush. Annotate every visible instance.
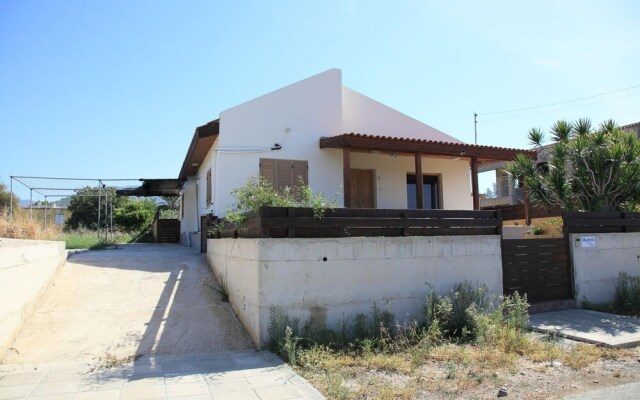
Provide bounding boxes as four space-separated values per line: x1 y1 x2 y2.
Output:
217 176 338 233
424 281 497 340
113 199 156 232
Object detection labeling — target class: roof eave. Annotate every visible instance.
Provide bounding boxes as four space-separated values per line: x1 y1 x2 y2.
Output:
320 133 536 161
178 119 220 180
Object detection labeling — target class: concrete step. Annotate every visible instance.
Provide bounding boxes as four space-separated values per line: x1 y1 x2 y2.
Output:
529 299 577 314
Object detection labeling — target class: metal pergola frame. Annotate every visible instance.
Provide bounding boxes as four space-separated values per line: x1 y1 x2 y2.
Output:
8 175 144 241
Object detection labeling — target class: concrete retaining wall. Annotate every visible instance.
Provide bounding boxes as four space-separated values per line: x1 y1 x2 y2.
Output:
207 236 502 348
0 238 66 360
571 232 640 304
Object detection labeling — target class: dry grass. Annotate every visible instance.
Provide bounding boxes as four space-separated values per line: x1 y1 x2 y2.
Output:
295 333 632 400
0 210 60 240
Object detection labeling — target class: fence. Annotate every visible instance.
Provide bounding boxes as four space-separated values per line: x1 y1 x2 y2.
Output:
563 211 640 234
490 204 563 221
210 207 502 239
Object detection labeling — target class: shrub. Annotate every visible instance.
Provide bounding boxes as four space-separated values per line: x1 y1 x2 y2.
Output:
217 176 338 233
424 282 496 340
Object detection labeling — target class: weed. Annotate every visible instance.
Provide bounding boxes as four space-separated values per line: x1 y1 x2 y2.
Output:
614 272 640 315
90 352 142 371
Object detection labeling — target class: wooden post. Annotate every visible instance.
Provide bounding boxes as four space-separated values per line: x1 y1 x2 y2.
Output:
470 157 479 210
343 148 352 208
415 153 424 209
523 188 531 226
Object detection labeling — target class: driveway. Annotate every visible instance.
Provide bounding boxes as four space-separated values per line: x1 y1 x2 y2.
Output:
0 244 324 399
4 244 252 364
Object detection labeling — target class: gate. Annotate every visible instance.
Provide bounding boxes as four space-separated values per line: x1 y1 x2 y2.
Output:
501 237 573 303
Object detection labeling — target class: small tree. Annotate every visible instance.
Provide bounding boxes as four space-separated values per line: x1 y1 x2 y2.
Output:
65 186 126 230
0 179 19 213
113 199 157 232
506 118 640 212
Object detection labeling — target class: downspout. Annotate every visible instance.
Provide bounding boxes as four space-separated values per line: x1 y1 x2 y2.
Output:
195 177 200 232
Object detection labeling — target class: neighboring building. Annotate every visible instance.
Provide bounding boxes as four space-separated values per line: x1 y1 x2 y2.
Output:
621 121 640 136
177 69 532 248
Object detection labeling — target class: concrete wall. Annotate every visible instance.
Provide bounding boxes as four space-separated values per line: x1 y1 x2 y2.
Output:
571 232 640 304
208 236 502 348
0 238 66 360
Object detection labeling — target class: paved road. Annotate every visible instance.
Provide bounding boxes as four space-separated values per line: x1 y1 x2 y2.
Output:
563 381 640 400
0 244 323 399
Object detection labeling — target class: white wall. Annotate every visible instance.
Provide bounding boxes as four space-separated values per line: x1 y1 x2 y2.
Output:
341 87 461 143
180 177 199 245
571 233 640 304
187 69 474 217
350 152 472 209
211 69 344 216
0 238 66 360
208 236 502 348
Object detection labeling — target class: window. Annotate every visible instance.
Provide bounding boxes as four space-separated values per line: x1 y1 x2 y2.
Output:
407 174 440 209
206 169 212 206
259 158 308 194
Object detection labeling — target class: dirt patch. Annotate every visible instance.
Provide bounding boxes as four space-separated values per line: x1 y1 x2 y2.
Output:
297 341 640 399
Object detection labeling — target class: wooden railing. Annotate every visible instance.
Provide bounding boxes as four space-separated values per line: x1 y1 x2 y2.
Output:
563 211 640 234
210 207 502 239
486 204 563 221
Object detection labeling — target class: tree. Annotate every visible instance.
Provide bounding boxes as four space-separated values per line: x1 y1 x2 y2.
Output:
65 186 126 230
0 179 19 213
506 119 640 212
113 199 157 232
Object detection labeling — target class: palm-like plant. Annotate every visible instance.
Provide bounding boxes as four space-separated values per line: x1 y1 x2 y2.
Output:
527 128 545 147
550 120 572 142
507 118 640 212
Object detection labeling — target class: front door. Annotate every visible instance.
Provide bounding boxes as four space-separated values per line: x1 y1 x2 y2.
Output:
349 169 375 208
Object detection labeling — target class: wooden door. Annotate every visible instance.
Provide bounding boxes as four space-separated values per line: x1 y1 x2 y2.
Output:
349 170 375 208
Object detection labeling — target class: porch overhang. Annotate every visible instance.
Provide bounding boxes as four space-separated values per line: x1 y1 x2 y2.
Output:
116 179 185 197
178 119 220 180
319 133 536 162
320 133 535 211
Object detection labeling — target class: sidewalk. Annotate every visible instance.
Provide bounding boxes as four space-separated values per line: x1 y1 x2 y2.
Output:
0 350 324 400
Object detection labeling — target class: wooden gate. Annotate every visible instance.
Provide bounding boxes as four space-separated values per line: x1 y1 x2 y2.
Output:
501 237 573 303
155 219 180 243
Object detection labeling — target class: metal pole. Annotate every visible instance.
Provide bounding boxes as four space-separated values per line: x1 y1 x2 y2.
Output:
110 194 114 242
97 182 101 239
104 187 108 242
30 189 33 221
9 176 13 221
474 112 478 145
44 196 48 226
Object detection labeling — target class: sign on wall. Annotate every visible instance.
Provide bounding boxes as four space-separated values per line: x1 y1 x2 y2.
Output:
580 236 596 248
54 213 64 225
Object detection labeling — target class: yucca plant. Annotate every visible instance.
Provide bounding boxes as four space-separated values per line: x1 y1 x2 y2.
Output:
506 118 640 212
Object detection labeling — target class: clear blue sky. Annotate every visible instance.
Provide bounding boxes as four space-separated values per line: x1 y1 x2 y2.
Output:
1 0 639 200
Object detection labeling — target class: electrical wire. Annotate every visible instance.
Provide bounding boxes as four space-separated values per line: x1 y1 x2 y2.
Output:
481 91 640 123
478 84 640 116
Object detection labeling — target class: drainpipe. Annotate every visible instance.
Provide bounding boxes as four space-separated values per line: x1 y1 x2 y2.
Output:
195 177 200 232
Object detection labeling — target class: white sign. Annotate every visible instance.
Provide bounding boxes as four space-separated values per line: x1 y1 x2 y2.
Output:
580 236 596 248
54 213 64 225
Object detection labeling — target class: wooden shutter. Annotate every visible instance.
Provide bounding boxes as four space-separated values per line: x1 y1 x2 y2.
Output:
259 158 277 189
260 158 308 194
276 160 292 193
292 160 308 186
206 169 212 206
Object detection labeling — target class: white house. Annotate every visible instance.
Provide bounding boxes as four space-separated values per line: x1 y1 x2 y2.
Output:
177 69 531 248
